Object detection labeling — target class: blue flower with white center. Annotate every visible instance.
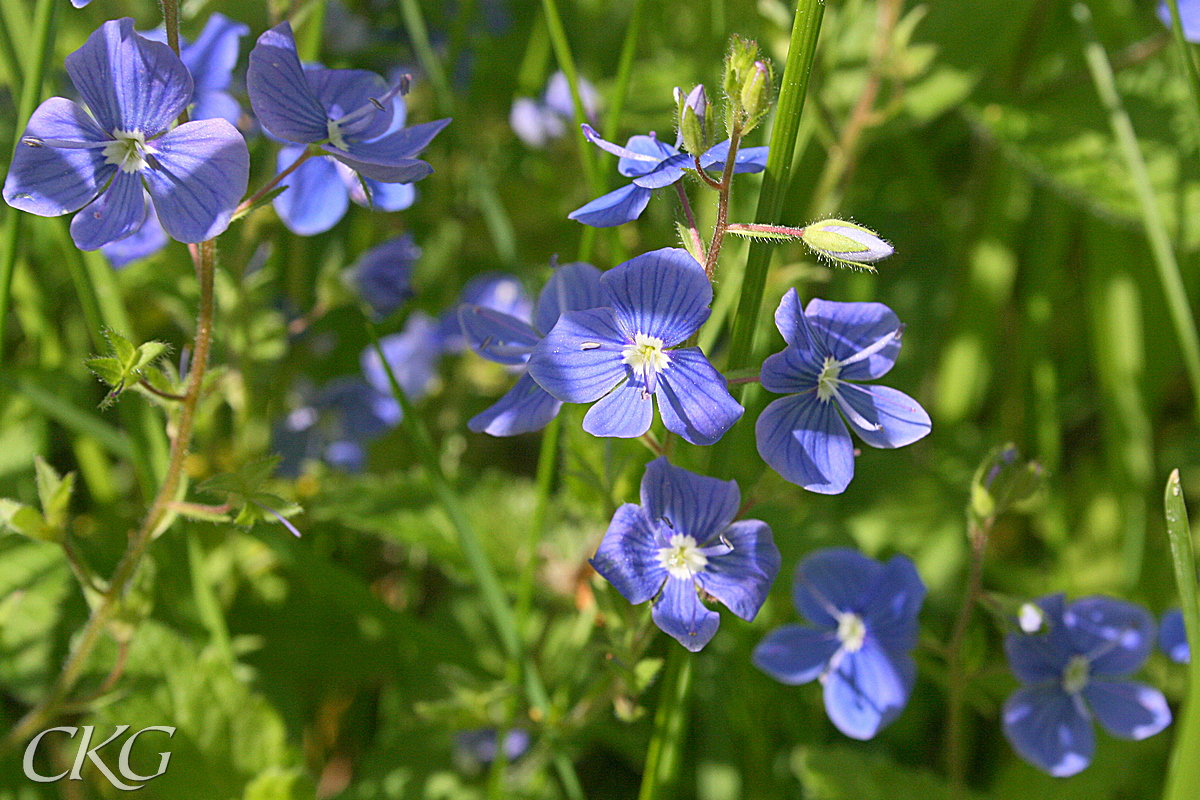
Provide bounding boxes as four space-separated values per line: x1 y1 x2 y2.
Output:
350 234 420 319
1160 608 1189 663
1159 0 1200 41
590 457 779 652
439 272 535 353
459 260 602 436
568 125 768 227
247 22 450 187
753 548 925 740
527 248 743 445
1002 594 1172 777
755 290 931 494
3 18 250 250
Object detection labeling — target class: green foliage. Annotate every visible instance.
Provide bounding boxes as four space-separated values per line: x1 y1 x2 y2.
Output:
84 329 172 408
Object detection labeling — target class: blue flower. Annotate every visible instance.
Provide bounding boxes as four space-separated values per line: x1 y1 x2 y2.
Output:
753 547 925 740
1159 0 1200 42
460 260 602 436
568 125 768 227
439 273 534 353
351 234 421 318
510 71 600 148
141 13 250 125
1160 608 1190 663
361 311 444 402
528 248 743 445
1002 594 1171 777
247 22 450 185
101 198 168 268
755 290 931 494
3 18 250 250
273 377 400 475
590 457 779 652
454 729 532 766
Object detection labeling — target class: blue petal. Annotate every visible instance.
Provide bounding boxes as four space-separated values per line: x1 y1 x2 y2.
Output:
442 273 533 351
458 305 540 365
534 261 603 337
639 457 740 544
528 308 628 403
469 372 562 436
655 347 743 445
653 577 720 652
190 90 242 125
824 639 914 740
804 299 902 381
583 380 654 438
602 248 710 346
544 72 599 120
755 393 854 494
69 170 147 251
792 547 883 629
579 129 670 176
1002 684 1094 777
568 183 652 227
1062 596 1156 677
1006 595 1075 684
361 311 442 400
306 67 394 140
1159 0 1200 41
590 503 667 605
696 519 780 621
3 97 112 217
328 151 432 184
1084 680 1171 740
1160 608 1190 663
759 346 821 395
329 118 451 182
246 22 329 143
630 153 690 189
65 19 193 134
352 234 419 318
142 118 249 243
699 140 769 174
182 13 248 94
510 97 560 147
860 554 926 655
833 383 931 449
273 151 349 236
102 198 167 267
773 288 818 350
753 625 841 684
351 176 416 211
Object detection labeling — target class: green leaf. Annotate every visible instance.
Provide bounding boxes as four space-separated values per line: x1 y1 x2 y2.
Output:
0 498 53 541
793 746 987 800
33 455 74 529
107 329 137 368
84 356 126 387
131 340 170 373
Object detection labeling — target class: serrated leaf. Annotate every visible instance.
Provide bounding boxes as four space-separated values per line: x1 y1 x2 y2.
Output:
85 356 126 387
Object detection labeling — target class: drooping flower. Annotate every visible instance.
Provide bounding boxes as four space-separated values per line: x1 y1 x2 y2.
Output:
753 548 925 740
590 457 779 652
756 290 931 494
510 71 600 148
247 22 450 186
141 13 250 126
1002 594 1171 777
438 273 534 353
568 125 768 227
3 18 250 250
1159 0 1200 42
528 248 743 445
1160 608 1190 663
460 260 602 436
349 234 420 318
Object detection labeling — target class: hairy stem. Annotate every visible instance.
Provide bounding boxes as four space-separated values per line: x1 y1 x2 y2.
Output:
702 126 742 279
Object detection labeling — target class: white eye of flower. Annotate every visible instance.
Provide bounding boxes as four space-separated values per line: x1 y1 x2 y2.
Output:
1062 655 1090 694
1018 602 1044 633
816 355 842 402
103 130 154 173
836 612 866 652
657 533 707 579
622 333 671 396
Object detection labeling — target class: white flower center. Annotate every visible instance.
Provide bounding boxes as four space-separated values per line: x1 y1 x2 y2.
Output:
816 355 842 402
836 612 866 652
657 533 707 580
326 119 349 150
622 333 671 396
1062 655 1090 694
1018 602 1044 633
103 130 154 173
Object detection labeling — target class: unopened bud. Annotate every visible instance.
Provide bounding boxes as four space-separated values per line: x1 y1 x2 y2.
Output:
739 61 772 131
676 85 708 154
800 219 894 270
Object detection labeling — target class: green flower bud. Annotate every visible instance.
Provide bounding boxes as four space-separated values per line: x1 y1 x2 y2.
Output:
800 219 894 270
739 61 772 133
676 84 708 154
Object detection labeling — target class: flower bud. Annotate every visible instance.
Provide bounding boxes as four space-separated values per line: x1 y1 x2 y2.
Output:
739 61 772 133
676 84 708 154
800 219 895 269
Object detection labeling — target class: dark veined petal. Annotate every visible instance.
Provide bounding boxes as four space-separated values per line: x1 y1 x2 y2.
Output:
1084 680 1171 740
791 547 884 629
1002 684 1094 777
3 97 113 217
458 305 540 365
824 639 915 740
567 182 652 227
630 153 690 189
528 308 628 403
142 117 249 243
1005 595 1075 684
772 288 821 352
183 13 249 94
803 298 902 380
69 170 147 251
1160 608 1190 663
534 261 603 336
834 383 931 449
589 503 666 604
755 393 854 494
582 380 654 438
1063 596 1156 677
752 625 841 685
696 519 780 621
655 347 743 445
468 372 562 436
698 140 769 174
860 554 926 655
66 18 193 134
306 67 393 140
102 198 168 267
246 22 330 143
653 577 721 652
329 118 451 175
327 151 433 184
615 134 675 176
602 248 710 346
759 346 821 395
273 151 349 236
639 457 740 545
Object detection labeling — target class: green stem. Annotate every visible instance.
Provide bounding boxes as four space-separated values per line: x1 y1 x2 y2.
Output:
602 0 645 143
0 0 57 366
397 0 453 115
1076 3 1200 428
0 1 23 91
1162 0 1200 150
944 516 990 787
637 646 693 800
516 414 561 626
1164 469 1200 800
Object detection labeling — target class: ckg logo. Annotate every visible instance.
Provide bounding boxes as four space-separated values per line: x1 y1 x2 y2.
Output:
23 725 176 790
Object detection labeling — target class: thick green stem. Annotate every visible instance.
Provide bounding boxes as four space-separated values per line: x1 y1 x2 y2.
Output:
1164 469 1200 800
1077 3 1200 428
637 646 693 800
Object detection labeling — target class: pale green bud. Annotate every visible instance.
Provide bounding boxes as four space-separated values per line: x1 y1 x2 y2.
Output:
800 219 895 270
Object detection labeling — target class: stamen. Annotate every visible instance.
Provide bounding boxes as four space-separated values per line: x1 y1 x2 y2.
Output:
837 327 904 368
102 130 154 173
815 355 841 402
657 533 707 579
836 613 867 652
622 333 671 398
